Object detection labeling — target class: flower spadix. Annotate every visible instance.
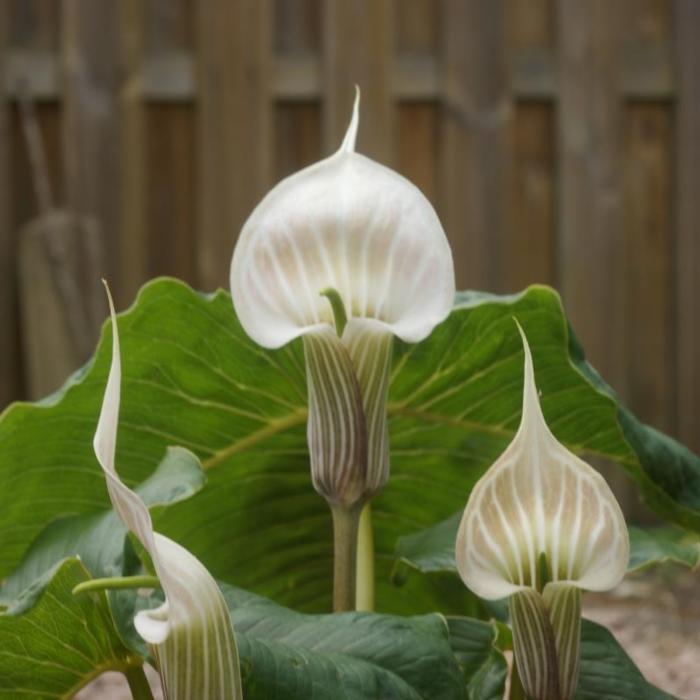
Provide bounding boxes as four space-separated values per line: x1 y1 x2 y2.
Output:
455 322 629 700
94 284 242 700
231 89 454 509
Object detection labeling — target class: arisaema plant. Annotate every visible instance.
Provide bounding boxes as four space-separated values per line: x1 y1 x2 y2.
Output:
0 91 697 699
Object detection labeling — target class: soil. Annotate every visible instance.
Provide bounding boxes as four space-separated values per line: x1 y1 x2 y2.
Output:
76 568 700 700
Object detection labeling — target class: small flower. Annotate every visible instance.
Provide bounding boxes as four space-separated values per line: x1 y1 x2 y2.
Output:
231 88 454 509
455 321 629 700
94 283 242 699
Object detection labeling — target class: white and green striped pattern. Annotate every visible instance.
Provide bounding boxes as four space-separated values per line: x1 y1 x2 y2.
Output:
510 589 559 700
230 89 454 351
544 583 582 700
94 284 242 699
456 322 629 601
344 322 394 496
303 328 367 507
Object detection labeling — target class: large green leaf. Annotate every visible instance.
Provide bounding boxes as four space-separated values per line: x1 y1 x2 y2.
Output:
222 584 464 699
446 617 508 700
0 559 136 699
0 446 204 604
393 515 700 581
1 280 699 614
576 620 675 699
442 617 678 700
5 556 464 700
628 526 700 571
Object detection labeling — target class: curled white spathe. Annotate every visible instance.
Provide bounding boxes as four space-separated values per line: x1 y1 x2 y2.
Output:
230 88 455 349
455 321 629 600
93 283 242 698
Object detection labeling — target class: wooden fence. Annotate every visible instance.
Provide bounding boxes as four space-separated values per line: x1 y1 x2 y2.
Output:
1 0 698 479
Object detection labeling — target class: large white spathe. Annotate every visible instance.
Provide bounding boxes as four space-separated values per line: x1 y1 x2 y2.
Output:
231 89 454 509
231 91 455 350
455 322 629 700
94 284 242 699
456 322 629 600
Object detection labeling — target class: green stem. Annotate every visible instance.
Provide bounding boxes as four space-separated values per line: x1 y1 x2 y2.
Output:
72 575 160 596
509 658 528 700
331 504 361 612
355 502 375 611
125 665 155 700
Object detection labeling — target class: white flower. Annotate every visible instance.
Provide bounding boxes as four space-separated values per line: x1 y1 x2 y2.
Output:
455 322 629 700
230 89 454 508
94 284 242 699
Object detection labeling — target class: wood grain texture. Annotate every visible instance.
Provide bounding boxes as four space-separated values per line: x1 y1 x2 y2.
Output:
508 103 556 290
60 0 116 294
197 0 272 290
0 2 19 406
557 0 625 393
441 0 512 290
623 105 674 432
674 0 700 453
322 0 393 161
119 0 147 304
398 102 438 206
275 101 322 181
147 104 196 285
0 0 691 480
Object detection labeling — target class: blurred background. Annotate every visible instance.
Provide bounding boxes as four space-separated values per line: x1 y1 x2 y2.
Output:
1 0 698 508
2 3 700 697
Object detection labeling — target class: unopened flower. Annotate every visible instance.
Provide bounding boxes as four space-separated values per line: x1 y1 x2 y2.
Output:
455 322 629 700
231 89 454 510
94 284 242 699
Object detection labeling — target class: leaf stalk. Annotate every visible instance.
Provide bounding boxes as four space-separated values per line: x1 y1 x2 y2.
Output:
331 504 361 611
72 575 161 596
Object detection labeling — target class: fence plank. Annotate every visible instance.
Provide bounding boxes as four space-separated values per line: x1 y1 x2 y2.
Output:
441 0 512 290
322 0 392 161
147 104 195 284
557 0 625 391
508 103 556 289
197 0 272 290
675 0 700 453
623 105 674 432
119 0 147 303
61 0 116 295
0 2 20 406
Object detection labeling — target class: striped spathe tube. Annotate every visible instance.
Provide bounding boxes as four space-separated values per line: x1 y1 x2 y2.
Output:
93 283 242 699
455 321 629 700
230 88 455 512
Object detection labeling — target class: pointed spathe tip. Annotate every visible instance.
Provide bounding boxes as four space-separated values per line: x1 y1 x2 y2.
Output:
339 86 361 153
512 317 542 428
101 279 117 319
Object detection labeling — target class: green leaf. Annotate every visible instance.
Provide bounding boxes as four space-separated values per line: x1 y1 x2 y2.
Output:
0 558 136 699
0 446 204 604
120 582 465 700
628 526 700 571
393 517 700 583
1 280 699 614
446 617 678 700
229 585 464 699
1 558 464 700
446 617 508 700
576 619 676 699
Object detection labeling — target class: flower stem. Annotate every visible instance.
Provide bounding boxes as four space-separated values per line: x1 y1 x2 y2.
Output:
125 665 155 700
356 502 375 611
508 659 527 700
72 575 160 596
331 504 361 611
